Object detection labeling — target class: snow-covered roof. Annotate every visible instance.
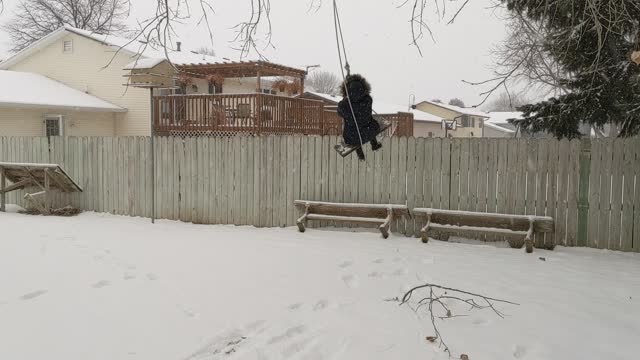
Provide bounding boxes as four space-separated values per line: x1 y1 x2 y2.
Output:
0 70 126 112
124 58 168 70
0 25 281 70
487 111 523 125
484 122 515 134
305 92 443 123
419 100 489 118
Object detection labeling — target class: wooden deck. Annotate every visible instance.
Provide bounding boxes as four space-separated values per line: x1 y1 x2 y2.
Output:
153 94 413 137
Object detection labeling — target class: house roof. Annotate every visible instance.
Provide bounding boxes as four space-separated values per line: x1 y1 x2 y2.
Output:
487 111 523 125
0 25 306 77
484 122 515 134
0 70 126 112
304 92 443 123
418 100 489 118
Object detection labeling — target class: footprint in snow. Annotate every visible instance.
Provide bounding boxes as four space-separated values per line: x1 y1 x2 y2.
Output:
146 273 158 281
267 325 307 345
392 268 409 276
513 345 528 358
341 274 359 288
92 280 111 288
373 258 385 264
19 290 48 301
313 300 330 311
288 303 303 311
368 271 384 278
123 272 137 280
338 260 353 269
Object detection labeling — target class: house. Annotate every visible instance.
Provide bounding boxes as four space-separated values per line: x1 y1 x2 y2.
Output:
0 25 308 137
0 70 125 136
484 111 519 138
413 100 489 138
301 92 437 137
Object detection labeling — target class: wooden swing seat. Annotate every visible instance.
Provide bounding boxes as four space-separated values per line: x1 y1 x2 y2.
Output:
294 200 409 238
413 208 554 253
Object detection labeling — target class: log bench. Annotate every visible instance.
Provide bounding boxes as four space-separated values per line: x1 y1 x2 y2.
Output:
294 201 410 238
413 208 554 253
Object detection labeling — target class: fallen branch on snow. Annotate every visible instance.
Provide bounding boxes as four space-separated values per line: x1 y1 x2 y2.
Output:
399 283 519 356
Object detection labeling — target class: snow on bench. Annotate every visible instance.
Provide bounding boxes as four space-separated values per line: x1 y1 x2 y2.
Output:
294 200 409 239
413 208 554 253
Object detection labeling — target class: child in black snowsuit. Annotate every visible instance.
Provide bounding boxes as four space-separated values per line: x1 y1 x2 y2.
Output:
337 74 382 160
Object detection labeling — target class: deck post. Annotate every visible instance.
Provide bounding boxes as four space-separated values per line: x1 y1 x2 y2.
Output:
1 166 5 212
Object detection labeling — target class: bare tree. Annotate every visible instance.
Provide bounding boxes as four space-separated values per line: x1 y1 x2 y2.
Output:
306 70 340 95
3 0 129 52
486 92 530 112
448 98 465 107
193 46 216 57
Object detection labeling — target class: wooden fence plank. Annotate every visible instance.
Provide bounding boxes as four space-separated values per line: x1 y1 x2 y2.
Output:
467 139 480 212
440 138 452 210
597 139 613 248
587 140 602 248
459 139 471 212
633 138 640 253
534 140 549 248
486 139 499 214
621 138 635 251
609 139 625 250
505 139 519 215
406 137 417 235
476 139 488 213
545 140 559 248
414 138 426 236
449 139 461 211
566 140 581 246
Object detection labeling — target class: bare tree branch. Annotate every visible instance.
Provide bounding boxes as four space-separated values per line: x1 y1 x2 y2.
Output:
399 283 519 356
2 0 129 52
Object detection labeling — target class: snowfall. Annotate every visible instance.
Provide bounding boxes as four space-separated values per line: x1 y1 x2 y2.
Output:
1 207 639 360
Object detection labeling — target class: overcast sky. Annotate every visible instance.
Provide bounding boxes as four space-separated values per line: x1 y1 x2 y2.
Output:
0 0 510 108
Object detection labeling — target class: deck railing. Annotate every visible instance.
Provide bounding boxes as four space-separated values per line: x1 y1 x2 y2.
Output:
153 94 413 137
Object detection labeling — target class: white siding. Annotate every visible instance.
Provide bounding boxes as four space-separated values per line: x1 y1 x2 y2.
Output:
7 33 146 136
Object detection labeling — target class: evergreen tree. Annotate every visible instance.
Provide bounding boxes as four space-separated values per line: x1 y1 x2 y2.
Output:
503 0 640 138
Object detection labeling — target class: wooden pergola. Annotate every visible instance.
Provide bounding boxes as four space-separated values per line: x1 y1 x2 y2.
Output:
177 60 307 93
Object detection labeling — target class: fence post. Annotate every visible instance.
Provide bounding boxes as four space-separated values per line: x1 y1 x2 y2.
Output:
256 93 262 135
577 139 591 247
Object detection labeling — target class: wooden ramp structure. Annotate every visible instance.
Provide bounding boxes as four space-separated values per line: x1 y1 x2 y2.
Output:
294 200 410 238
0 162 83 214
413 208 554 253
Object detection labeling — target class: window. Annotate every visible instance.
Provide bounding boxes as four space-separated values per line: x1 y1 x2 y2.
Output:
472 117 476 127
428 132 434 137
45 115 63 137
63 40 73 53
460 115 471 127
479 120 484 128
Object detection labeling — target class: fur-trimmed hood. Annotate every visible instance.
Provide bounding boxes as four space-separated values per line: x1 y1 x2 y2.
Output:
339 74 371 100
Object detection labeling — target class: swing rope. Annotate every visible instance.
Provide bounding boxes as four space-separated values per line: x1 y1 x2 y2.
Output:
333 0 364 147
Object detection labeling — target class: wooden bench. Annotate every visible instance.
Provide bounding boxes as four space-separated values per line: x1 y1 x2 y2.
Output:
413 208 554 253
294 201 410 239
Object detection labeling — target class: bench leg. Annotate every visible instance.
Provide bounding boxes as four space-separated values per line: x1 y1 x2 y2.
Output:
379 207 393 239
525 219 535 254
296 204 310 233
420 215 431 243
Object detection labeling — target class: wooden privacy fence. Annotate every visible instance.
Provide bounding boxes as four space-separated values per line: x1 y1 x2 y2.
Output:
0 136 639 252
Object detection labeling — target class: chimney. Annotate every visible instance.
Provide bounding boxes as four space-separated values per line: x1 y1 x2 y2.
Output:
176 42 182 52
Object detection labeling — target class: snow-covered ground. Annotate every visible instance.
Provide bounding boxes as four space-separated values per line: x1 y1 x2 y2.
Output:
1 211 639 360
